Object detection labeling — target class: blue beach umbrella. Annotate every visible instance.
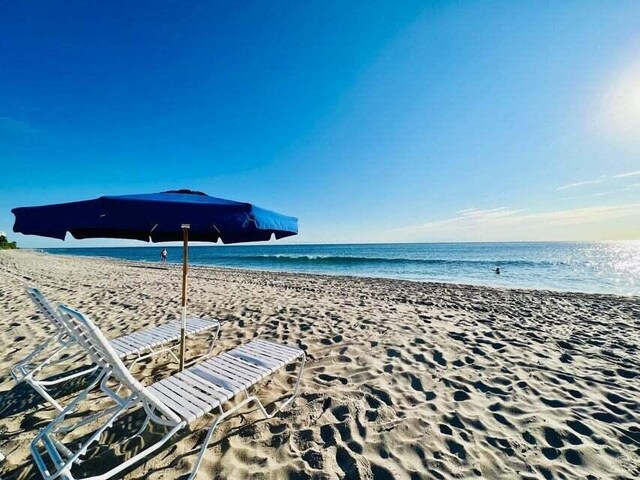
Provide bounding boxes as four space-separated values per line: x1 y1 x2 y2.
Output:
12 189 298 369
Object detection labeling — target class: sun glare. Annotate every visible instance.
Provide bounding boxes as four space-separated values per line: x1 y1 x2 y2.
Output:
635 86 640 110
599 63 640 141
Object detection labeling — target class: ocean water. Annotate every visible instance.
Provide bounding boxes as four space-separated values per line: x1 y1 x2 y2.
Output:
43 242 640 296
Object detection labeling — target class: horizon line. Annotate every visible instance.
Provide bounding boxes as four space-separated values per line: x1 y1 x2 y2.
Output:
25 238 640 249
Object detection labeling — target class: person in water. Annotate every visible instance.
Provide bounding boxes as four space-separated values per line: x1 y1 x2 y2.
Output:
495 267 501 274
161 248 168 262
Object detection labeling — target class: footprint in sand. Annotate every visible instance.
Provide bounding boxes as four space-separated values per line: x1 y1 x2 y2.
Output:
302 449 323 470
439 424 452 435
432 350 447 366
317 373 348 385
366 385 393 406
320 424 336 448
487 436 515 457
335 446 360 478
565 448 584 465
332 405 349 422
454 390 470 401
542 447 561 460
543 427 564 448
446 439 467 460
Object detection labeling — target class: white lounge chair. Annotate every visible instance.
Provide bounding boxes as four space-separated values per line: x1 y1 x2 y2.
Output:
11 287 220 412
31 304 305 480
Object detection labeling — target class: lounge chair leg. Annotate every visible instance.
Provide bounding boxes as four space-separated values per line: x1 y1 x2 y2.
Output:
38 363 99 386
206 323 221 357
270 353 306 415
133 414 151 438
188 404 242 480
188 354 305 480
15 341 69 381
11 335 59 379
57 404 123 434
168 349 180 364
29 378 64 412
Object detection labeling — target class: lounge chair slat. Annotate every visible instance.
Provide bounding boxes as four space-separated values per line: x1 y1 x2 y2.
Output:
129 329 169 346
133 329 167 345
112 341 143 356
190 366 243 395
163 377 221 411
243 342 292 362
253 339 301 358
237 345 286 366
202 357 255 383
160 378 213 412
144 327 178 346
219 358 271 384
238 343 287 361
134 331 165 348
178 372 232 402
115 336 148 351
148 385 197 422
186 318 211 331
116 333 151 350
205 357 261 384
229 350 281 370
255 339 302 356
199 360 252 389
221 354 271 377
181 370 233 400
108 342 130 355
151 383 203 419
236 342 281 366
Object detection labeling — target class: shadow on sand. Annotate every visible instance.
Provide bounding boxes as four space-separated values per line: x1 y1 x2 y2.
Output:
1 394 292 480
0 366 101 420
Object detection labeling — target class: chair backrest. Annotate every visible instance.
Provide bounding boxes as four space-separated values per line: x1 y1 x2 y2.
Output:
26 287 66 333
57 305 181 424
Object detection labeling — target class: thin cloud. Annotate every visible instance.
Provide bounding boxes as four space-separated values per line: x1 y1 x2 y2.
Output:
457 207 527 219
389 203 640 241
556 179 604 191
614 170 640 178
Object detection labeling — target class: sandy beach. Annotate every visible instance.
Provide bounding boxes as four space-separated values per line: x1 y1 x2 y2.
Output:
0 249 638 480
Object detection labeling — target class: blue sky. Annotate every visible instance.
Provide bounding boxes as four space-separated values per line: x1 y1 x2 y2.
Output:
2 1 640 247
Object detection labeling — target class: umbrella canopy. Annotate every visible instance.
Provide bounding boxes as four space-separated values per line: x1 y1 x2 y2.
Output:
12 189 298 243
13 189 298 371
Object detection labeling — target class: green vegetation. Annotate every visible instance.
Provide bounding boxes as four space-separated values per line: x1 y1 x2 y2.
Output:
0 232 17 249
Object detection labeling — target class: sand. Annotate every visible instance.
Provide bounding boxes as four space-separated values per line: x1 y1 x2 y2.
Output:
0 249 638 480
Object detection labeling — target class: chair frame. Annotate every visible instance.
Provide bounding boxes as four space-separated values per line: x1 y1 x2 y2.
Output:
31 305 305 480
11 287 220 412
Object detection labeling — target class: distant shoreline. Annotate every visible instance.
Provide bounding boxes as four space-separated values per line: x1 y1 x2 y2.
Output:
14 248 638 300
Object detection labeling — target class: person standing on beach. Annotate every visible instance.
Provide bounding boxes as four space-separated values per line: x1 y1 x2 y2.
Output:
161 248 168 262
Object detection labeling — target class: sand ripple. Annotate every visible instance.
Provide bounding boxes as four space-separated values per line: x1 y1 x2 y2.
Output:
0 250 638 479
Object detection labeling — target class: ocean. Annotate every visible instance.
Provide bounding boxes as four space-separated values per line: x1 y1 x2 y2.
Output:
43 242 640 296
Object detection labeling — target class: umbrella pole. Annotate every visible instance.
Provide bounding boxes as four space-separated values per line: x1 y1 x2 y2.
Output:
179 224 190 371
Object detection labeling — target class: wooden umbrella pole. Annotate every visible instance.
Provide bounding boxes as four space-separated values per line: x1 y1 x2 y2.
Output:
179 224 190 371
